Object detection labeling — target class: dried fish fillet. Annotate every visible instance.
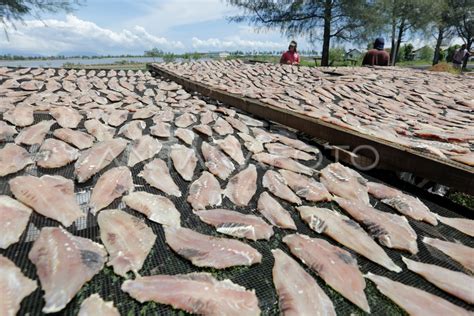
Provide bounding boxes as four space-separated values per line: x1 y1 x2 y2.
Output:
98 209 156 277
195 209 273 240
127 135 162 167
9 175 83 227
15 120 55 145
28 227 107 313
272 248 336 316
78 294 120 316
224 164 257 207
320 163 369 205
170 144 197 181
0 255 37 316
123 191 180 227
37 138 79 168
165 226 261 268
53 128 95 149
0 196 32 249
257 192 296 229
365 273 471 316
122 273 260 315
90 166 134 214
187 171 222 210
0 143 33 176
139 159 181 197
74 138 128 183
262 170 301 204
423 237 474 272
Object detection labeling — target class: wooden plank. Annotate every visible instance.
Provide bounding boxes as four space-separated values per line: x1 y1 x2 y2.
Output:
148 63 474 195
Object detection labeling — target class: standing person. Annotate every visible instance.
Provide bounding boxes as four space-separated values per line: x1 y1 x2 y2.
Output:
362 37 390 66
280 41 300 65
452 44 470 69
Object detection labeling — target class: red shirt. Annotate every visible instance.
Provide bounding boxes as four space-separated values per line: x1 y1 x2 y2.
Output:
280 51 300 65
362 49 390 66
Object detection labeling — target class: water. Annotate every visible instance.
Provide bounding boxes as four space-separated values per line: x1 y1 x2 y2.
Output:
0 56 163 68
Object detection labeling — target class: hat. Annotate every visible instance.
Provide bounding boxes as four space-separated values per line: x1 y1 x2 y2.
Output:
374 38 384 50
289 41 297 47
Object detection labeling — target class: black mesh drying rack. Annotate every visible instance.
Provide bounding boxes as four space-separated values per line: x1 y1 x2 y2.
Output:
0 68 473 316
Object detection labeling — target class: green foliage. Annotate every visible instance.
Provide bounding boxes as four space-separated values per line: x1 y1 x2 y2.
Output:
446 44 461 62
329 47 345 63
417 46 434 61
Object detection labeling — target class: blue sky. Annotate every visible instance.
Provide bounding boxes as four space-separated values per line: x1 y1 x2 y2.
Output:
0 0 448 56
0 0 315 56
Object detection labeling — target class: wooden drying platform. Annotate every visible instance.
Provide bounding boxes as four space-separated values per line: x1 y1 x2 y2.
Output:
148 63 474 195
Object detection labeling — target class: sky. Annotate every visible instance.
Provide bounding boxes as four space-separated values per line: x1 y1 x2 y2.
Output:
0 0 455 57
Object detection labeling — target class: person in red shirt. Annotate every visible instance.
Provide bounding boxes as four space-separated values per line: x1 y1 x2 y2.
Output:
362 37 390 66
280 41 300 65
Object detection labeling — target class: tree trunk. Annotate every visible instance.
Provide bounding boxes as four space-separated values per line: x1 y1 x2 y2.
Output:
462 39 472 70
432 27 444 65
390 17 397 65
321 0 332 66
393 19 405 66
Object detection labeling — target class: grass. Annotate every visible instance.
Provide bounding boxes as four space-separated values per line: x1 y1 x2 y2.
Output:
447 192 474 210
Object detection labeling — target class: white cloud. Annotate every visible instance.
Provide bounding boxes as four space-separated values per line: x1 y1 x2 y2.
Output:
0 15 183 55
126 0 238 33
192 36 284 51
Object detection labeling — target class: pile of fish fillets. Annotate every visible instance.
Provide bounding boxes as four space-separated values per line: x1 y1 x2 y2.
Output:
160 60 474 167
0 66 473 316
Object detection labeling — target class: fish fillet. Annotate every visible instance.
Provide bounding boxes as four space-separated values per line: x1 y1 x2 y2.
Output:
3 106 34 127
320 163 369 205
15 120 55 145
187 171 222 210
0 255 37 316
202 141 235 180
272 248 336 316
170 144 197 181
451 152 474 166
0 195 32 249
174 128 195 145
225 116 249 134
279 169 332 202
127 135 162 167
50 107 82 129
276 135 320 154
365 273 471 316
253 153 313 176
195 209 273 240
213 117 234 135
53 128 95 149
37 138 79 168
224 164 257 206
103 109 128 127
9 175 83 227
402 257 474 304
122 273 260 316
215 134 246 165
436 214 474 237
139 159 181 197
84 119 115 141
118 120 146 140
298 206 401 272
74 138 128 183
90 166 134 214
150 122 171 138
165 226 261 268
283 234 369 313
78 294 119 316
334 197 418 254
257 192 296 229
262 170 301 204
28 227 107 313
423 237 474 272
193 124 213 136
175 113 196 128
98 209 156 277
0 120 17 141
123 191 180 227
238 133 264 153
0 143 33 176
367 182 438 225
265 143 315 161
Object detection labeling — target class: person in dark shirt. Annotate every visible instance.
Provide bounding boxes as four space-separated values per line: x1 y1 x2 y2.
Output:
280 41 300 65
362 38 390 66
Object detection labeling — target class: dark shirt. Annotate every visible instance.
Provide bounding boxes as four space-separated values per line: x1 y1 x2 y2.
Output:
362 49 390 66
